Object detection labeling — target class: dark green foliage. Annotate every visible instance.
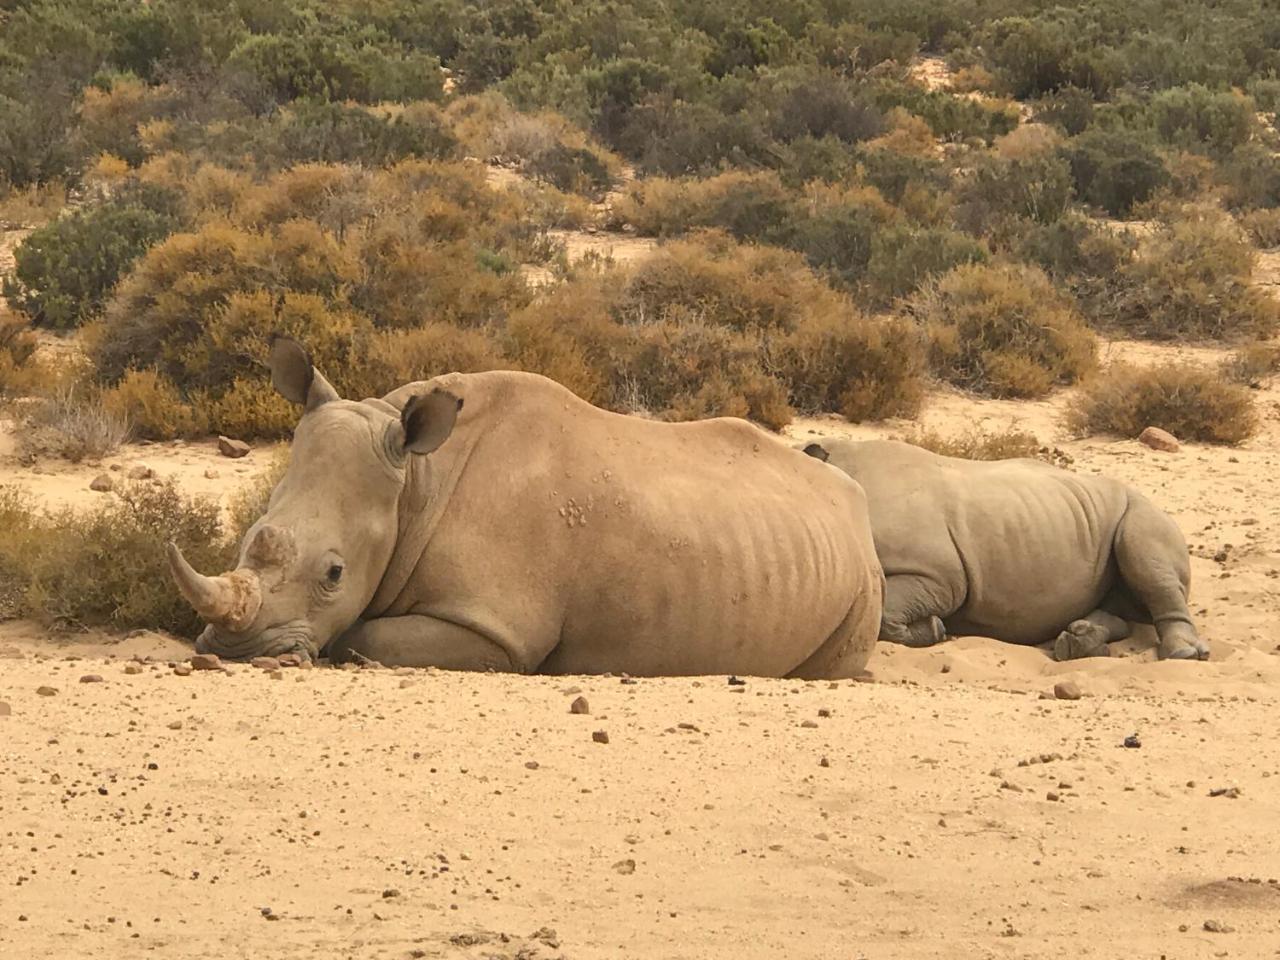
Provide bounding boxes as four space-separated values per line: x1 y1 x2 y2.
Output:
1149 85 1254 155
1064 129 1168 217
4 181 184 329
867 226 989 302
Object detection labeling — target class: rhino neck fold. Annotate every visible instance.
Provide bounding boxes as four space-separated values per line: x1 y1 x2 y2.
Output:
360 405 482 622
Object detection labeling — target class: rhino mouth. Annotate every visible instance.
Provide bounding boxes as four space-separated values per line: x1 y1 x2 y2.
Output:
195 623 320 663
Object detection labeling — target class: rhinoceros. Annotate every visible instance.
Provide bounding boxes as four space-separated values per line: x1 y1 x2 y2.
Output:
799 438 1208 662
166 337 883 676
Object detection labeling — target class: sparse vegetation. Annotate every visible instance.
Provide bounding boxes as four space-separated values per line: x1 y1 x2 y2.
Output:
899 428 1063 463
21 387 131 462
0 482 233 632
1066 362 1258 445
1220 341 1280 386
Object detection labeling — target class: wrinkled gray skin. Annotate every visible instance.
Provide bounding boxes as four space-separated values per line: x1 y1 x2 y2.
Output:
168 338 883 677
800 439 1209 662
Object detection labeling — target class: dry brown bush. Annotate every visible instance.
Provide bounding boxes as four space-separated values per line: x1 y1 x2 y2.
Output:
911 262 1097 398
22 387 132 462
1115 205 1280 340
0 315 41 396
1065 362 1257 445
771 315 926 422
1239 208 1280 248
100 369 208 440
898 427 1063 463
1220 341 1280 386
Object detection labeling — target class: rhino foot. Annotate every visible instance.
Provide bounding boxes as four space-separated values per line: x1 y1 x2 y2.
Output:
1157 629 1210 662
1053 620 1112 661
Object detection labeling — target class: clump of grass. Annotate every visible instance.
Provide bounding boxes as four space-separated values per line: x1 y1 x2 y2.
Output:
1065 362 1257 445
22 386 132 462
1220 341 1280 387
0 481 233 633
901 427 1042 460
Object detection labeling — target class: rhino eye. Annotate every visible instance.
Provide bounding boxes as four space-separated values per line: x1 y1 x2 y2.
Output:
326 563 344 585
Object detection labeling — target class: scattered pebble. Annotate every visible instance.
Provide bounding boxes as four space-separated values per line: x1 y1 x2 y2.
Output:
204 468 220 479
167 721 183 730
127 464 155 480
381 889 401 899
727 676 746 686
1203 919 1234 933
79 674 104 684
613 859 636 875
800 719 819 729
250 657 280 671
569 696 590 715
190 654 222 671
1139 426 1180 453
89 474 114 493
0 701 11 716
218 436 251 459
123 664 144 675
1209 787 1242 799
524 761 540 770
1123 734 1142 749
173 664 192 677
36 686 57 697
592 730 610 744
1053 680 1082 701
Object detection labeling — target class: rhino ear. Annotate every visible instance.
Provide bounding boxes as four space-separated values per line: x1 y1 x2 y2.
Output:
400 390 463 456
802 442 830 462
269 335 340 412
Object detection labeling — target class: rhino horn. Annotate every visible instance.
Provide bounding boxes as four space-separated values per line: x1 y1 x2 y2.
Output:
166 543 262 631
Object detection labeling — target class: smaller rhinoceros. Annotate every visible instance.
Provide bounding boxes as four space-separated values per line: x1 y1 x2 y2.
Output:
800 438 1208 662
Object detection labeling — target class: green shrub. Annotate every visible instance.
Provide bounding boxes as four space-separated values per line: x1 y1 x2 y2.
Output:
1066 363 1257 445
0 481 233 633
1064 129 1168 217
4 181 183 329
1218 142 1280 210
866 225 989 302
1149 85 1255 155
1033 86 1095 136
912 262 1097 398
1114 206 1280 340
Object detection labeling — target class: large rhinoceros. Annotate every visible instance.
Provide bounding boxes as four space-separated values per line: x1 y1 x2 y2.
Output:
799 438 1208 662
166 338 883 676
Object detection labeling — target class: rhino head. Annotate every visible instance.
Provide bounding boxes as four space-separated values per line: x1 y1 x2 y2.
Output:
167 337 462 661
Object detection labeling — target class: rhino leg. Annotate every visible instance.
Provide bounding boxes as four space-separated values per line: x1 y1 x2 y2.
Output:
880 575 951 648
1052 610 1129 661
329 615 521 672
1112 493 1209 662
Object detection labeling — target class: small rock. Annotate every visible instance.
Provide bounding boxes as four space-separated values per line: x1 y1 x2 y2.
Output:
524 761 540 770
89 474 114 493
613 858 636 875
819 757 830 768
1123 734 1142 749
1209 786 1242 799
1000 780 1023 792
173 664 192 677
569 696 590 715
381 889 400 899
167 720 183 730
592 730 610 744
398 678 415 689
1053 680 1082 701
123 664 144 675
190 653 222 671
269 670 284 680
79 674 104 684
1046 791 1060 802
800 719 819 729
817 708 831 718
1138 426 1180 453
727 675 746 686
127 464 155 480
36 686 57 697
218 436 251 459
250 656 279 671
204 468 220 480
0 702 11 716
1203 919 1234 933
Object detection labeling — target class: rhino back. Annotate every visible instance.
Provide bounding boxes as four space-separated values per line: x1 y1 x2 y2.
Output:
388 372 880 676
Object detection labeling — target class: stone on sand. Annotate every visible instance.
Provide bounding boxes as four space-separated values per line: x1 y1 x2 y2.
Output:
218 436 251 459
1054 680 1082 701
1138 426 1180 453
